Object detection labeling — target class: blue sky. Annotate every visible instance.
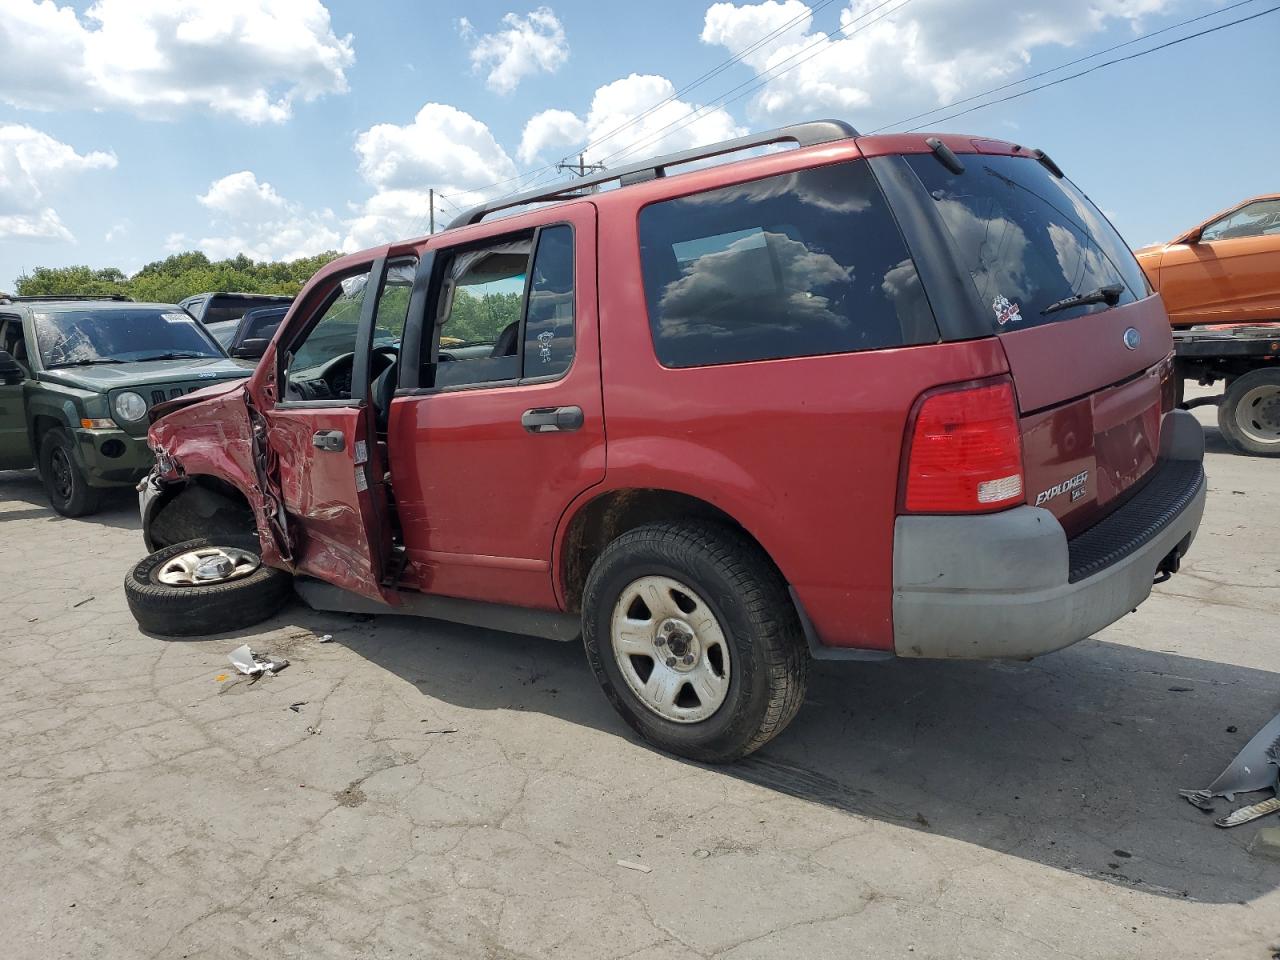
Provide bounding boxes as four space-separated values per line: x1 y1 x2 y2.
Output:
0 0 1276 290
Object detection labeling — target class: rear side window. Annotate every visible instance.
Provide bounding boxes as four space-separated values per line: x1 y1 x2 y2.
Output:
638 160 936 368
905 154 1149 330
523 225 575 379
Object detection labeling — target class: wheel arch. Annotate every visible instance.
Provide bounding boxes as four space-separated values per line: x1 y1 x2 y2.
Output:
554 486 789 613
145 474 259 551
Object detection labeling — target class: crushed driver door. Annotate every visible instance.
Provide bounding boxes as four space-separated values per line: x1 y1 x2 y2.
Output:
261 255 407 604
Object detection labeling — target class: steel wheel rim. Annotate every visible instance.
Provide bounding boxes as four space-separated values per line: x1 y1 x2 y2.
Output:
50 446 74 501
609 575 731 724
1234 384 1280 445
157 547 260 587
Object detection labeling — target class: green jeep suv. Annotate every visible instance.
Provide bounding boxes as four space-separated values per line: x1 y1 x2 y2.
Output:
0 296 251 516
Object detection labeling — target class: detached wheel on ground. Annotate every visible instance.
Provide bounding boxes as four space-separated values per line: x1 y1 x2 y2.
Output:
582 520 808 763
1218 368 1280 457
38 427 101 517
124 536 293 636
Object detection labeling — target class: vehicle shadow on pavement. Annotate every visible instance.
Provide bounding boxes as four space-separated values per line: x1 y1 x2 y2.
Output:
0 469 140 532
277 601 1279 907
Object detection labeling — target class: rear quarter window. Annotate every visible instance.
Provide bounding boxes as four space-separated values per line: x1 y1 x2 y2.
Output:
638 160 937 368
905 154 1150 330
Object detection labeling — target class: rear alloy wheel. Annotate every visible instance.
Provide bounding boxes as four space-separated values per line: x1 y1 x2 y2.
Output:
582 521 808 763
1218 368 1280 457
38 427 101 517
124 536 293 636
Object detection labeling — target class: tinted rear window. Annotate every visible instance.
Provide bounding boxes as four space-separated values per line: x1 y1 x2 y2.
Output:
205 297 289 325
905 154 1149 331
638 160 936 368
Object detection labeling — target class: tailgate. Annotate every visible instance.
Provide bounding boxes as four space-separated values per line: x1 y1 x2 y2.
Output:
1003 297 1174 536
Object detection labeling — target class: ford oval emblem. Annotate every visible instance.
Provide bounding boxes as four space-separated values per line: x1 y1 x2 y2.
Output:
1123 327 1141 350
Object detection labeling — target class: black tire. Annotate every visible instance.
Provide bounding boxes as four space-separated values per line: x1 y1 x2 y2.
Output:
1217 368 1280 457
582 521 808 763
38 427 101 517
124 536 293 637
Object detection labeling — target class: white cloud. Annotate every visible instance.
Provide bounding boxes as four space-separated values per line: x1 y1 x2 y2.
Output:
461 7 569 94
699 0 1175 124
198 170 287 220
516 108 586 165
518 73 746 167
0 0 354 124
194 171 339 261
104 220 130 242
0 123 116 242
343 103 521 251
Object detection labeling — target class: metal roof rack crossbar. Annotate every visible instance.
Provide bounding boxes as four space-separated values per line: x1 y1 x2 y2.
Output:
447 119 859 229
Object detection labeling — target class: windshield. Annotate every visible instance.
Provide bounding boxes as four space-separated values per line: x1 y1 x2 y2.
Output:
905 154 1149 331
35 307 225 367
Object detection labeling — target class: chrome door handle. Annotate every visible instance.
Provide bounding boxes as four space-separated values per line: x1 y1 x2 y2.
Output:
311 430 345 452
521 405 584 433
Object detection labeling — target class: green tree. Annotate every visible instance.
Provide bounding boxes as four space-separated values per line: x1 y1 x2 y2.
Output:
13 250 343 303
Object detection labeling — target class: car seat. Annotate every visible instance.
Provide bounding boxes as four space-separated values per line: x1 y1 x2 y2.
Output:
491 321 520 358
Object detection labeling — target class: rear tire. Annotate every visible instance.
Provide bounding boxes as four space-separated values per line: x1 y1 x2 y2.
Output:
38 427 101 517
124 536 293 636
581 521 808 763
1217 368 1280 457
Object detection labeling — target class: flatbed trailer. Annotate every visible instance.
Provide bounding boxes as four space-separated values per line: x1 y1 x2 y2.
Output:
1174 324 1280 457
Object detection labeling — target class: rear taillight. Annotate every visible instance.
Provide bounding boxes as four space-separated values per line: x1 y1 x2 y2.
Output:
902 379 1025 513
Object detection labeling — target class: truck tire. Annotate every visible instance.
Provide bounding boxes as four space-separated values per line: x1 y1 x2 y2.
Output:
1217 368 1280 457
124 536 293 636
38 427 101 517
582 520 808 763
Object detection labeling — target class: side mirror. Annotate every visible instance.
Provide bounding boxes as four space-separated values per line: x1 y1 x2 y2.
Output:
230 338 269 360
0 349 24 386
1174 225 1203 245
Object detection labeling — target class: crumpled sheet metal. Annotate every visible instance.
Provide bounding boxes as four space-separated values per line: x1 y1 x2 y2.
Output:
1180 712 1280 809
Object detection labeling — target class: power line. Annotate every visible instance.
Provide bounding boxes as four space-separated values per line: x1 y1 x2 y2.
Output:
571 0 844 162
895 2 1279 131
415 0 1273 236
427 0 852 213
871 0 1265 133
599 0 912 168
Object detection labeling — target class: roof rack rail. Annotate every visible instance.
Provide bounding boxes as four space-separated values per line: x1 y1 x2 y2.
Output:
0 294 133 304
447 119 859 230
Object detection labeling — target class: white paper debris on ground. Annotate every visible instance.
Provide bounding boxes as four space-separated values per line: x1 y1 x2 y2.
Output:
615 859 652 874
317 634 334 643
227 644 289 677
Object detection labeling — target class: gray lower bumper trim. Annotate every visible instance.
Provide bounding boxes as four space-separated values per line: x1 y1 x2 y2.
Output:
893 455 1206 660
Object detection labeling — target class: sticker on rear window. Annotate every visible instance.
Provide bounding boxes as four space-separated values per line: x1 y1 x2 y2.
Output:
162 313 193 324
992 295 1022 327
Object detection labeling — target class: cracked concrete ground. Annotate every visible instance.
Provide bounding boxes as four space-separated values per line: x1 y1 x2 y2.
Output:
1 394 1278 960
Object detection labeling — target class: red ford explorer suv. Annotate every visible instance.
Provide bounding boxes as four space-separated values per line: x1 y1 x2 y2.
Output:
129 120 1206 762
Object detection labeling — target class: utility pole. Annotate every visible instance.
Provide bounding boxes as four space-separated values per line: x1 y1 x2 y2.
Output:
428 188 435 235
555 153 606 179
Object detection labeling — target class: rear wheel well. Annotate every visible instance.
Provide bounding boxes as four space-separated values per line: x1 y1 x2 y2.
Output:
148 475 258 550
560 489 776 612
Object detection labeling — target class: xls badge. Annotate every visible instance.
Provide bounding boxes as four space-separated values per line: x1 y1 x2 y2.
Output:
1035 469 1089 507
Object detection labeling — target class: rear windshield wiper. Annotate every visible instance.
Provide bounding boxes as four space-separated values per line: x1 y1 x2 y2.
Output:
134 352 212 361
1041 284 1124 316
46 357 124 368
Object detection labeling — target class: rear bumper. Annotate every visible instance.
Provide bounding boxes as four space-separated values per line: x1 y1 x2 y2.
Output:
891 409 1206 660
